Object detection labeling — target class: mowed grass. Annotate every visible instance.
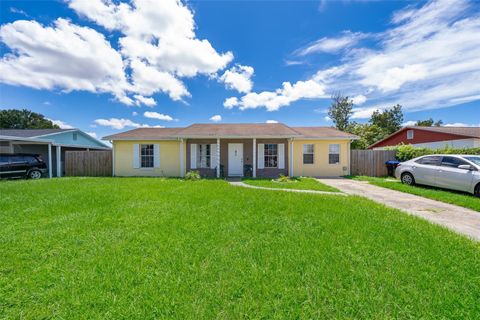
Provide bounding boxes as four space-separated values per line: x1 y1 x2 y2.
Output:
350 175 480 212
1 178 479 319
242 177 339 192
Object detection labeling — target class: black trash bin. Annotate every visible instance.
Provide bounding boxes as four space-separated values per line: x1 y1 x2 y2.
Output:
243 164 253 177
385 160 400 177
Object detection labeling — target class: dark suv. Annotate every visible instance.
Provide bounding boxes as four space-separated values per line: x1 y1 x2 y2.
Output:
0 154 48 179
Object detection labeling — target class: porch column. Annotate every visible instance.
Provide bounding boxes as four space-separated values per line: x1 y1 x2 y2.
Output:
289 139 294 177
56 145 61 177
348 140 351 175
47 143 52 178
179 139 184 177
216 138 220 178
252 138 256 178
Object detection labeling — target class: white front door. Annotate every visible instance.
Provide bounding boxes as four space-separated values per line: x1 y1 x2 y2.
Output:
228 143 243 176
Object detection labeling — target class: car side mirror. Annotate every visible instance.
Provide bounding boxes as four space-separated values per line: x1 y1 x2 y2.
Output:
458 164 474 171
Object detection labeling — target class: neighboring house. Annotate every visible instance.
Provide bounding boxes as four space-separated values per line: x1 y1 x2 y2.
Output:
369 126 480 150
0 129 110 177
103 123 358 178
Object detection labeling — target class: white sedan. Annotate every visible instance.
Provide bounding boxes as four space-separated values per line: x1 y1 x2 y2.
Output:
395 154 480 197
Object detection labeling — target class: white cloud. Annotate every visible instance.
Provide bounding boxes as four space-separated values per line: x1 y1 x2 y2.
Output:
86 131 98 138
67 0 233 102
1 1 234 105
249 0 480 118
228 80 327 111
402 120 417 126
132 111 138 116
209 114 222 122
223 97 239 109
143 111 174 121
219 65 254 93
133 94 156 107
351 94 367 105
94 118 142 129
295 31 366 55
329 0 480 116
47 118 74 129
324 116 332 122
265 120 278 123
0 19 131 104
9 7 29 17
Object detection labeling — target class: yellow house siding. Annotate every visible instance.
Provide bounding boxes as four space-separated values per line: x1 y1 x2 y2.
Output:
293 140 350 177
114 140 182 177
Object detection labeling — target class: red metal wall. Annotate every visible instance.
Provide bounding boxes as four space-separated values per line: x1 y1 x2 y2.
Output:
370 128 468 148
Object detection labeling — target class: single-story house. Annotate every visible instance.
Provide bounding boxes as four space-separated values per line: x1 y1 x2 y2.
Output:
369 126 480 150
103 123 358 178
0 129 110 177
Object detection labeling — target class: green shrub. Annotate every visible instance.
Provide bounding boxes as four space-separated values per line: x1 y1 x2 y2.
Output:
185 170 201 180
388 144 480 161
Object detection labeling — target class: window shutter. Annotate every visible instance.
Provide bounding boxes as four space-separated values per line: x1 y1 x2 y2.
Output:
210 144 217 169
258 143 264 169
133 144 140 168
190 144 197 169
154 144 160 168
278 143 285 169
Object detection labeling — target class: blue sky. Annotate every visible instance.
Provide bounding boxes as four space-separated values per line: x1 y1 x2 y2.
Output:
0 0 479 140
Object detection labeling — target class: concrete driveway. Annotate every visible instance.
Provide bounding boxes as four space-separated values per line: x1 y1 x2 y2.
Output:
318 178 480 241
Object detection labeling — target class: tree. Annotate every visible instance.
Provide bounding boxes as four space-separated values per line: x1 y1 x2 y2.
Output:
347 104 405 149
327 93 353 132
415 118 443 127
346 122 386 149
369 104 403 135
0 109 59 129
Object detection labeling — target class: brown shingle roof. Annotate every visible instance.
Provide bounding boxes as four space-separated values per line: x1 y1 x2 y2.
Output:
103 128 183 140
292 127 358 139
178 123 300 137
102 123 357 140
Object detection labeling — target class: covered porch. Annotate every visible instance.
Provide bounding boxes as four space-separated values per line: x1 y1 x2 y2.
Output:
186 138 291 178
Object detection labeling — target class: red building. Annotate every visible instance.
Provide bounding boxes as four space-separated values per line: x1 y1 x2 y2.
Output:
369 126 480 149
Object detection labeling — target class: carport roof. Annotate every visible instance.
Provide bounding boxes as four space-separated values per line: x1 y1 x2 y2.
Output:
0 129 74 138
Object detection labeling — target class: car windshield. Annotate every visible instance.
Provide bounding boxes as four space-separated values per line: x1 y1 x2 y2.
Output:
464 156 480 166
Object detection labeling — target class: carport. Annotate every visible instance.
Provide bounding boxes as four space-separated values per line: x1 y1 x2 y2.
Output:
0 129 110 178
0 135 54 178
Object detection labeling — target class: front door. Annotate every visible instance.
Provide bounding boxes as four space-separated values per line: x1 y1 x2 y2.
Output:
228 143 243 176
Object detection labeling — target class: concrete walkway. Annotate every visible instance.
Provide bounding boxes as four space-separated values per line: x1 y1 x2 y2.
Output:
318 178 480 241
228 181 345 196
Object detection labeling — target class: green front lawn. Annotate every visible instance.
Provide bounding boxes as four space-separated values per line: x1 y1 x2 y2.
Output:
350 175 480 212
1 178 479 318
242 177 339 192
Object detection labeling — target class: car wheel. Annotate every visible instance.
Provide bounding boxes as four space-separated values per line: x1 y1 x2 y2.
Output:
475 183 480 198
28 170 42 180
401 172 415 185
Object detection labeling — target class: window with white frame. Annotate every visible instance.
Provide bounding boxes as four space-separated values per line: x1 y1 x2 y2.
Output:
140 144 154 168
197 144 211 168
264 144 278 168
328 144 340 164
407 130 414 139
303 144 314 164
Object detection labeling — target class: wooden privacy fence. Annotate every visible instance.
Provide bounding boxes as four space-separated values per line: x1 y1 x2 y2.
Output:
65 151 112 176
350 150 397 177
